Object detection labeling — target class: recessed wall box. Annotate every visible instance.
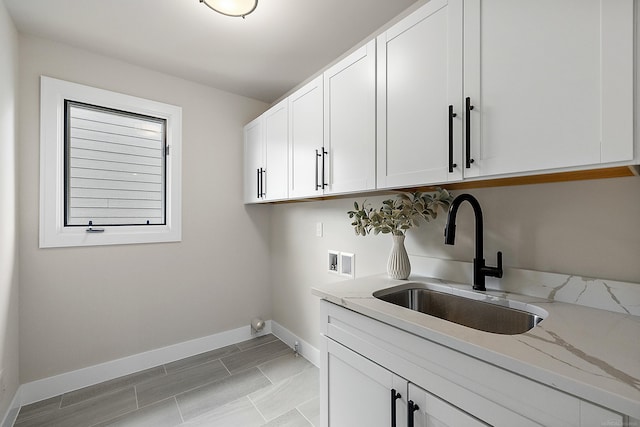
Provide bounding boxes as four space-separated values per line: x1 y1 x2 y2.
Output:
328 250 339 273
340 252 355 278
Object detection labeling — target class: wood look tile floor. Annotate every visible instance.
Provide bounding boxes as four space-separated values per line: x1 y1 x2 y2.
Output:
14 334 320 427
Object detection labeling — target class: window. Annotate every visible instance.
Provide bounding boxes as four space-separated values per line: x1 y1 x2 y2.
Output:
64 101 167 227
40 76 182 247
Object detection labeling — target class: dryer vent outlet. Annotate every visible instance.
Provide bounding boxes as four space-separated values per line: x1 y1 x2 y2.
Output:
251 317 265 334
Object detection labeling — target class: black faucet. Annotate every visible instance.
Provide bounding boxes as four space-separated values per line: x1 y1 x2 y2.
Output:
444 194 503 291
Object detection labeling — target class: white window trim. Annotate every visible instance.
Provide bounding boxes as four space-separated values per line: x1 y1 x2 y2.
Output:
40 76 182 248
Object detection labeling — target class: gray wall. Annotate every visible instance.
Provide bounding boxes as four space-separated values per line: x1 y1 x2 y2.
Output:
9 1 640 391
18 35 272 383
0 0 19 415
270 176 640 349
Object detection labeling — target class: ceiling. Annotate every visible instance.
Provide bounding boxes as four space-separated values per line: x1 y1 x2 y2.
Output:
4 0 419 103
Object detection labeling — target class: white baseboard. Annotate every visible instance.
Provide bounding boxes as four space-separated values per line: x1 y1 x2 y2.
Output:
8 320 319 420
271 321 320 367
18 322 273 407
1 388 21 427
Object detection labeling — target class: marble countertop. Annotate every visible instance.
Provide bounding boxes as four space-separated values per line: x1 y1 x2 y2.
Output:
312 274 640 418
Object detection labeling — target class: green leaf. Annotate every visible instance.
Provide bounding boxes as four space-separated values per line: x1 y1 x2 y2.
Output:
347 189 453 238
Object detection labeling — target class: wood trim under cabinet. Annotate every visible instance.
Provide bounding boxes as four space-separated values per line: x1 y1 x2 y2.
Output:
436 166 637 191
264 166 637 204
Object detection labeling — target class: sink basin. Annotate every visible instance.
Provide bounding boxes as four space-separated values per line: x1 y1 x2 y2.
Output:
373 283 545 335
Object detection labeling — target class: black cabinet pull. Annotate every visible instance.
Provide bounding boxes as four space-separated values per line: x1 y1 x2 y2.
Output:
391 389 401 427
256 168 261 199
315 149 321 190
321 147 328 189
448 105 457 173
465 97 475 168
408 400 419 427
260 168 266 198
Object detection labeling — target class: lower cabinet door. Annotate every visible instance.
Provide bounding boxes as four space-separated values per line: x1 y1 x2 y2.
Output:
326 338 407 427
325 338 488 427
408 383 488 427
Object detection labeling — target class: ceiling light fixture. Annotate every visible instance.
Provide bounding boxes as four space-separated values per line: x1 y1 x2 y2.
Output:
199 0 258 18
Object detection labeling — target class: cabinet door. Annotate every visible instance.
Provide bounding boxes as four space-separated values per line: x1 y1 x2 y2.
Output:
463 0 634 178
243 116 264 203
324 40 376 195
408 383 488 427
289 76 324 199
325 338 407 427
263 100 288 201
377 0 463 189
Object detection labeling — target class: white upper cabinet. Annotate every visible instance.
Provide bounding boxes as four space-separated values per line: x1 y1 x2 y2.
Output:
324 40 377 195
263 100 288 201
463 0 634 178
246 0 635 202
243 100 288 203
243 116 264 203
289 76 324 199
377 0 463 189
378 0 634 187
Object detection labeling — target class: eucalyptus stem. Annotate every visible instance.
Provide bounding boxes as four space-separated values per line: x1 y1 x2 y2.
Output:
347 188 453 237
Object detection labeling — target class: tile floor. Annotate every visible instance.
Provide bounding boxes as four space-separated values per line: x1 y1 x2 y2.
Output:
13 334 320 427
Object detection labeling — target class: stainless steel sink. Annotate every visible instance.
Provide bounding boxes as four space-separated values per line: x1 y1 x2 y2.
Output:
373 284 545 335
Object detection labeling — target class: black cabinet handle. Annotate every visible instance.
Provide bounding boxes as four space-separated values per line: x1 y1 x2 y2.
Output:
391 389 401 427
465 97 475 168
260 168 266 198
408 400 419 427
256 168 261 199
448 105 457 173
315 149 321 190
321 147 328 189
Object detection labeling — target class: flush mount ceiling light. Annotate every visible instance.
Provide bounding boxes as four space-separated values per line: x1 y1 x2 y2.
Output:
199 0 258 18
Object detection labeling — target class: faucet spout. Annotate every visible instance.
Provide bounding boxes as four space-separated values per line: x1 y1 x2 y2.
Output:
444 194 503 291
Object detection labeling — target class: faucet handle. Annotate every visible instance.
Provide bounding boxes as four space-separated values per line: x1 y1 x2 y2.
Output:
482 251 504 279
495 251 503 278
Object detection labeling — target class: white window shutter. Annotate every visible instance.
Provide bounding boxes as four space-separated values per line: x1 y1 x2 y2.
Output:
65 102 166 226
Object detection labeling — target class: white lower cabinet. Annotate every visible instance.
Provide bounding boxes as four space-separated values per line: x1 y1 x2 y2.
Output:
326 338 487 427
409 383 487 427
325 338 400 427
320 300 626 427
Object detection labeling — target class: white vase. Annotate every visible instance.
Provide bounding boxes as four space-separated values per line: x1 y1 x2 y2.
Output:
387 234 411 280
